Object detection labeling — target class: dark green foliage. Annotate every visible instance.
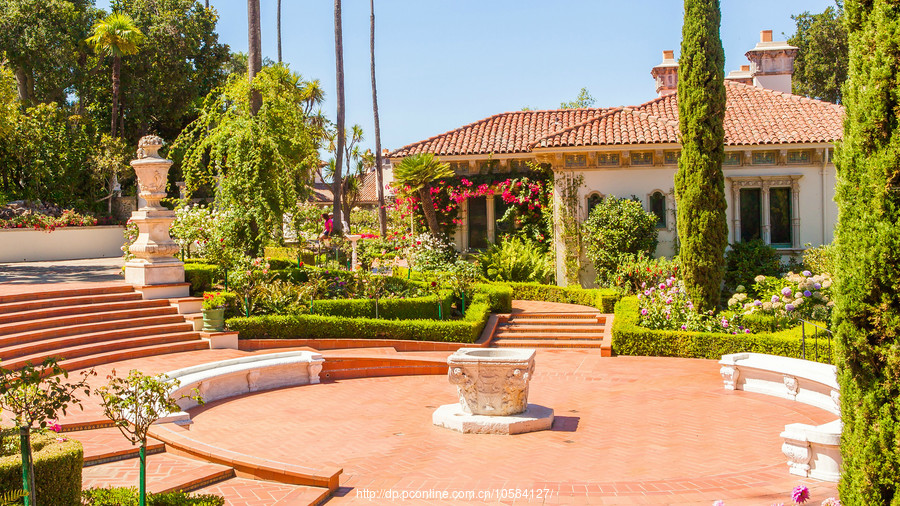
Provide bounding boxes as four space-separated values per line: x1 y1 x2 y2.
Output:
833 0 900 501
723 240 782 296
675 0 728 311
184 263 219 294
789 3 847 104
0 430 82 506
82 487 224 506
505 282 619 313
472 283 513 313
263 247 316 268
581 196 659 287
612 297 834 363
228 302 490 343
311 291 454 320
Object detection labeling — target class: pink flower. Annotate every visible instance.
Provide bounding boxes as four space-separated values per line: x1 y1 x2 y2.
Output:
791 485 810 504
48 420 62 433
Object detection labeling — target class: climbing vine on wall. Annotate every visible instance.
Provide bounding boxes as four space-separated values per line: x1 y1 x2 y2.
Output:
555 172 585 285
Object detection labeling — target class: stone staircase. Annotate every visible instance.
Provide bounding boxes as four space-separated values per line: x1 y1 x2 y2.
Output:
0 284 208 371
72 423 332 504
491 312 612 355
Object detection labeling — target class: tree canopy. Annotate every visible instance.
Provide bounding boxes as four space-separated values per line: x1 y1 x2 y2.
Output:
559 87 596 109
788 1 847 103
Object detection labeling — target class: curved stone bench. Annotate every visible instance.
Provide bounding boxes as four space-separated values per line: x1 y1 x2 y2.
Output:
719 352 841 482
159 351 324 423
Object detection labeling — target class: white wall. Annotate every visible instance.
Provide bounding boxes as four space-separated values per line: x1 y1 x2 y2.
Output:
0 226 126 262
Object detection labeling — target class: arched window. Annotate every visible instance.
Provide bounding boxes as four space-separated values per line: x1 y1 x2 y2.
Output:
649 191 666 228
586 193 603 216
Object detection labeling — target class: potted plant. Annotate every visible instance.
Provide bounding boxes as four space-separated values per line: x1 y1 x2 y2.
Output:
201 292 227 332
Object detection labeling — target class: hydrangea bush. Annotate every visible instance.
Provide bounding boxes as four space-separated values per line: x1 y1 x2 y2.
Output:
727 270 834 324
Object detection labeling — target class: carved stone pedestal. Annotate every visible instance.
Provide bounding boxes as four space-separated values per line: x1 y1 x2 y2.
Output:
433 348 553 434
124 136 188 299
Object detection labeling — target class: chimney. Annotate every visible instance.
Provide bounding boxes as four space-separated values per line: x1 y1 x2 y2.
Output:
725 64 753 85
744 29 798 94
741 65 750 72
650 50 679 97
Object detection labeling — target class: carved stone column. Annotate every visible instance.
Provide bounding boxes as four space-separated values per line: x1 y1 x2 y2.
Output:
124 136 189 298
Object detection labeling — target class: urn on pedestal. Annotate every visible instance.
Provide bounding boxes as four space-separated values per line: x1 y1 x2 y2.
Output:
123 136 189 299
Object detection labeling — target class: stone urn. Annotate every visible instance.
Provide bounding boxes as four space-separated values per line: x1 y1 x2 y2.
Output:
448 348 536 416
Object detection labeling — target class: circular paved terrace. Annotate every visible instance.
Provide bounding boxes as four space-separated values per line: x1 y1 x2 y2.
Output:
181 350 838 505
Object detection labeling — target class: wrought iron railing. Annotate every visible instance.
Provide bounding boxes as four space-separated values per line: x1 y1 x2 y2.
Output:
799 319 834 363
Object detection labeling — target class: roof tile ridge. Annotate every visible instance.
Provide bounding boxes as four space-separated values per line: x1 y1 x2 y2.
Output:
388 111 518 156
529 107 625 148
724 79 846 111
620 106 679 128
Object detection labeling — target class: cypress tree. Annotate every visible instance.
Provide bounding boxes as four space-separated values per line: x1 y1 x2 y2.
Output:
675 0 727 311
834 1 900 501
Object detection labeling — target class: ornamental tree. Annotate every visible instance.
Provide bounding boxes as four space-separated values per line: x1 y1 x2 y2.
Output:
0 358 95 506
675 0 728 311
582 196 659 287
393 153 454 236
96 369 202 506
172 64 326 256
833 0 900 501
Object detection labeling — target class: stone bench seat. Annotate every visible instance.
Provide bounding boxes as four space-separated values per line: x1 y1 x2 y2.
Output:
719 352 840 482
159 351 324 424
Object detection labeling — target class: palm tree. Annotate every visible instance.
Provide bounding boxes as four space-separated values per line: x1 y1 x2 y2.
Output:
332 0 346 234
86 12 145 138
276 0 282 63
370 0 387 237
247 0 262 114
393 153 454 236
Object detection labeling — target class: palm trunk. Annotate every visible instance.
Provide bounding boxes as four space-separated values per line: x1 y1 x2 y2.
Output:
247 0 262 115
111 56 121 137
419 188 440 236
332 0 345 235
370 0 387 237
276 0 282 63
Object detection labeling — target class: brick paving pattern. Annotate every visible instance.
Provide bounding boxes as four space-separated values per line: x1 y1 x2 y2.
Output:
179 351 838 504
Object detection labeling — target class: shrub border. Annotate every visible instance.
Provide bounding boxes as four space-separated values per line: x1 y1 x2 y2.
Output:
0 431 83 506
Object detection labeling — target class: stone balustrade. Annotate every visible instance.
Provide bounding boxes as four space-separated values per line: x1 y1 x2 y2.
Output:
719 352 841 482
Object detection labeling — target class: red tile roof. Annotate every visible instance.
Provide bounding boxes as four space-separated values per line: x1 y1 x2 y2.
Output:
389 108 613 157
389 82 844 157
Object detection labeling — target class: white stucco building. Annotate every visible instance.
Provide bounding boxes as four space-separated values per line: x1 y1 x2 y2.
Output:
389 30 843 286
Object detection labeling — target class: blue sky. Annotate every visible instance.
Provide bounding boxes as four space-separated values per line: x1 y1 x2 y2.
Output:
100 0 837 153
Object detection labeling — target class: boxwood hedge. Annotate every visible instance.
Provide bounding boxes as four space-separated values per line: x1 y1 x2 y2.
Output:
505 282 619 313
0 430 83 506
611 296 834 363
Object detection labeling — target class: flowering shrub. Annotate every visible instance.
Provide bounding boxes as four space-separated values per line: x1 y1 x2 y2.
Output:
0 209 103 231
612 252 680 294
711 484 834 505
638 276 747 333
406 232 457 272
727 270 834 324
170 205 212 257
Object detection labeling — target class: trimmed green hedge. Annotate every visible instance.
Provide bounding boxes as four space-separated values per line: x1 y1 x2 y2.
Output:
611 297 834 363
184 263 219 295
475 283 513 313
264 246 317 267
505 282 619 313
311 290 454 320
82 487 224 506
0 430 83 506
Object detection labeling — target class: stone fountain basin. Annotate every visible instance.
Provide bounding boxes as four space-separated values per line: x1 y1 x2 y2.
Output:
447 347 536 416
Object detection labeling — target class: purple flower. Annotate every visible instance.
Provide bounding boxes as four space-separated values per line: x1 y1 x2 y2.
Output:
814 282 822 290
721 320 729 328
772 295 780 303
802 270 812 277
785 304 795 312
791 485 810 504
803 290 812 297
640 308 648 316
745 329 751 334
681 325 687 330
754 300 763 307
781 287 792 296
712 501 725 506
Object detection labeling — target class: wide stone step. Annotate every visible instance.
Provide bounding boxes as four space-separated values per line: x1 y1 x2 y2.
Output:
82 452 234 494
0 291 143 316
69 427 166 467
3 331 204 370
0 322 194 361
507 317 603 325
0 298 170 326
499 324 604 333
509 312 601 319
494 331 607 340
0 309 185 343
0 284 134 305
492 338 608 349
194 477 333 506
